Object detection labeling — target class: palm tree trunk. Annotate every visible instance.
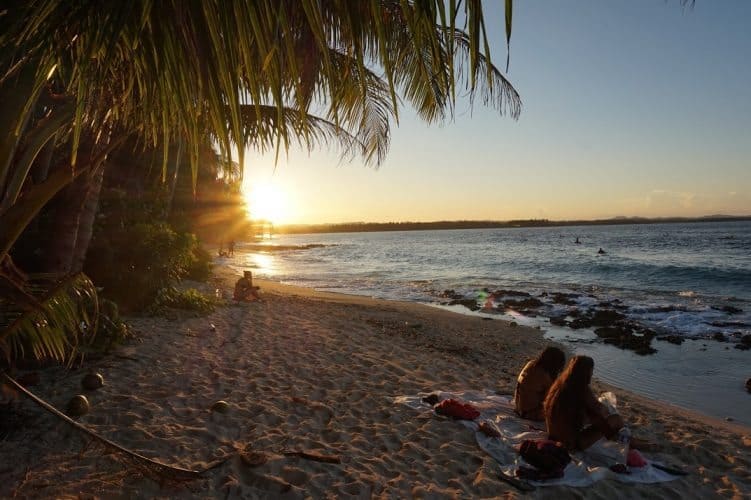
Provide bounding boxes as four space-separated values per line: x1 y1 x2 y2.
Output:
163 141 182 219
70 166 104 273
40 169 92 274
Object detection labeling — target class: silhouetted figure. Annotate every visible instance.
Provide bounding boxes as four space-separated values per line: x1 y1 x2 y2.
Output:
515 346 566 421
597 247 606 255
544 356 624 451
228 240 235 257
218 242 229 257
575 237 581 244
234 271 260 301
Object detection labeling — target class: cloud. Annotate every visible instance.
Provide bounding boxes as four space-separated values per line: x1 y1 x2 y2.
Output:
645 190 696 212
642 189 751 216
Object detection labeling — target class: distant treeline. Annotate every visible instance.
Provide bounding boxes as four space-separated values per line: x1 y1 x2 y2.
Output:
276 216 751 235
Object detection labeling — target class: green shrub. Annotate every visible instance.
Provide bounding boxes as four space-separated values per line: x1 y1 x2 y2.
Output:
87 298 133 353
149 287 216 315
86 222 209 311
187 244 213 282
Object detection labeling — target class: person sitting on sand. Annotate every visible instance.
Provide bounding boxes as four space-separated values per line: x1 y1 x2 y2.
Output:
544 355 646 452
514 346 566 421
233 271 260 301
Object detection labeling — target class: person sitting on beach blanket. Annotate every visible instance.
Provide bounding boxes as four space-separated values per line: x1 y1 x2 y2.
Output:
543 355 628 451
514 346 566 421
233 271 260 301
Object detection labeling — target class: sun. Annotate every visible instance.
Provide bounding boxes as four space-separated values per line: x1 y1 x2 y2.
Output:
242 181 288 224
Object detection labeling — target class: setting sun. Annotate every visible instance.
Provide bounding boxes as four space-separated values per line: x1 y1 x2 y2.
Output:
241 181 289 224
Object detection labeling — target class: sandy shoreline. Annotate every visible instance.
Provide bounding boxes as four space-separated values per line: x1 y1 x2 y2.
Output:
1 265 750 498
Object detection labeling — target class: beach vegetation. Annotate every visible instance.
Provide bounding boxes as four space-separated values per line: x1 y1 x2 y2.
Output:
0 273 98 367
149 287 217 316
1 1 518 365
86 222 207 312
89 298 133 354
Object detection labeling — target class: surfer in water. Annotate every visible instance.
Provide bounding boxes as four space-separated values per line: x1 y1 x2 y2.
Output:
597 247 606 255
575 237 581 244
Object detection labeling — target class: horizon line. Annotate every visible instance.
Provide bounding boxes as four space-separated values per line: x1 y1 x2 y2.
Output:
270 214 751 228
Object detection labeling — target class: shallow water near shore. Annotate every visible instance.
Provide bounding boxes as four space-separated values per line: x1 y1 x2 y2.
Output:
226 221 751 427
441 306 751 427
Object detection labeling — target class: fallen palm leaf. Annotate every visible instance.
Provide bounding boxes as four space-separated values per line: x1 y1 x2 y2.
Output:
2 373 231 479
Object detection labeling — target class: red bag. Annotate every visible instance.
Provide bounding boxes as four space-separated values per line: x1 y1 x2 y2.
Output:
434 399 480 420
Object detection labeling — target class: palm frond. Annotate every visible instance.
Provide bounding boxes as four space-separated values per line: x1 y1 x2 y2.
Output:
449 28 522 119
236 105 364 163
0 273 99 366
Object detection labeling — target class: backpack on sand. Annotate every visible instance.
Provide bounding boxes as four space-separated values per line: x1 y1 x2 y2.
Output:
518 439 571 475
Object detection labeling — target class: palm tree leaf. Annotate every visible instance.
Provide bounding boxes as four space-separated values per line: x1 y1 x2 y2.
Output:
0 273 99 365
237 104 364 162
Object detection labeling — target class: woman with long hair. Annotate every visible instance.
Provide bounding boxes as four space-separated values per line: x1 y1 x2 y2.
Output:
543 355 624 451
514 346 566 420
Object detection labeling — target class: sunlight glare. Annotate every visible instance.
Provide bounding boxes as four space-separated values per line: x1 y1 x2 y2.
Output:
242 181 289 224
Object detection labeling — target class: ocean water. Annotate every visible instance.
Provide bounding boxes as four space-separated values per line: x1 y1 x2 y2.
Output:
226 221 751 425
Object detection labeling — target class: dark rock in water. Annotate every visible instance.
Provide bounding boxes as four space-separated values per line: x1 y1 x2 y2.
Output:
710 321 749 328
598 300 627 310
82 372 104 391
66 395 90 418
594 327 623 339
551 293 578 306
590 309 625 327
746 378 751 393
568 309 625 329
648 305 681 313
712 332 727 342
657 335 684 345
735 344 750 351
598 324 656 354
448 298 480 311
712 305 743 315
635 326 657 338
440 289 463 300
741 334 751 346
493 289 531 298
568 317 591 329
503 297 543 310
549 316 568 327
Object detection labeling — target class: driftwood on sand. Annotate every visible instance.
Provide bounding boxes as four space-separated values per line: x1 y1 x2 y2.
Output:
2 373 230 479
3 373 344 481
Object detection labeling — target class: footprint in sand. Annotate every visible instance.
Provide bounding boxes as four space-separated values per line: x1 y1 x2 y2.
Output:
280 466 308 486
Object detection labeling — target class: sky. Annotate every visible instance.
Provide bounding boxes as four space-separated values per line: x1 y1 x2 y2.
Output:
241 1 751 225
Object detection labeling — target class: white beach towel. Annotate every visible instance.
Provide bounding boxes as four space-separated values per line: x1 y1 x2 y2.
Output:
395 389 683 487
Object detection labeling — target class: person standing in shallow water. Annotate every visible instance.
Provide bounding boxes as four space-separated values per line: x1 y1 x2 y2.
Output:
514 346 566 421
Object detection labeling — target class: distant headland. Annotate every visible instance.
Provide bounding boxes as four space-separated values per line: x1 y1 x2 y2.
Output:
274 215 751 235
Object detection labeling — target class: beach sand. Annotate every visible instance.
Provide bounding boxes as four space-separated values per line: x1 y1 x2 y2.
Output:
1 265 750 498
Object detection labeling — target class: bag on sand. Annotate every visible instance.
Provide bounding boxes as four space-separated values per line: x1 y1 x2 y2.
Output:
518 439 571 475
433 399 480 420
